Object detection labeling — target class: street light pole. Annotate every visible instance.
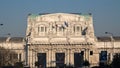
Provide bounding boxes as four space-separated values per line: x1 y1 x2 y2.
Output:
0 23 3 65
0 24 3 26
105 32 114 61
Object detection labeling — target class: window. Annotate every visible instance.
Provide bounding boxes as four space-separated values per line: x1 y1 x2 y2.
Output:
38 26 46 33
90 51 93 55
73 25 81 32
40 27 44 32
76 26 80 32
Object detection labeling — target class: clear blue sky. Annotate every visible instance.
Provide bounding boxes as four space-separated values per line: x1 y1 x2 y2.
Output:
0 0 120 37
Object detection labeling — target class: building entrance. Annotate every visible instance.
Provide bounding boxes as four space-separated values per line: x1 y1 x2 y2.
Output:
74 52 84 67
37 53 46 68
56 53 65 68
99 51 107 62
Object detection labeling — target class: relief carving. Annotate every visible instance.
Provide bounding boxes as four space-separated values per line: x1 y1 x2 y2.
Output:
27 13 95 43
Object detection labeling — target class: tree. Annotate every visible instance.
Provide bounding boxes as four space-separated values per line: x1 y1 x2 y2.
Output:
111 53 120 68
83 60 90 66
14 62 24 68
0 46 18 67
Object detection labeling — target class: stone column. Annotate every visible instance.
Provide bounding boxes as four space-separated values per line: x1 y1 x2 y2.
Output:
32 51 36 68
110 53 113 62
65 49 69 65
70 49 74 65
52 50 56 67
86 49 90 61
47 50 50 67
48 49 51 67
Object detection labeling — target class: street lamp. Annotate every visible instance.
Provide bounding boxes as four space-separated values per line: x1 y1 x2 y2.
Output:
105 32 114 61
105 32 113 37
0 24 3 26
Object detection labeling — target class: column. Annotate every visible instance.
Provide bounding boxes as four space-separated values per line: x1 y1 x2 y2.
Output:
110 53 113 62
70 49 74 65
48 49 51 67
32 51 36 68
65 49 69 65
86 49 89 61
52 50 56 67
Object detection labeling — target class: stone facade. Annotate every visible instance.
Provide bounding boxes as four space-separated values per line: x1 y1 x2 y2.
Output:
0 37 24 66
0 13 120 68
27 13 96 67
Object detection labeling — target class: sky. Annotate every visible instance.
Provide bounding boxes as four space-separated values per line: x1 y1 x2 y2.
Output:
0 0 120 37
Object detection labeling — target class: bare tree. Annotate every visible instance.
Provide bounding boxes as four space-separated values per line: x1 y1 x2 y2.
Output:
0 46 18 67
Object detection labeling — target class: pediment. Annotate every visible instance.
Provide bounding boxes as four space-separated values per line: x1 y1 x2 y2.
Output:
29 13 91 22
27 13 95 43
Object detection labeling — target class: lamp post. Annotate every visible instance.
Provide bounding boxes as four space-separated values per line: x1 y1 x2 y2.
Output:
0 24 3 65
0 24 3 26
105 32 114 61
0 23 3 35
